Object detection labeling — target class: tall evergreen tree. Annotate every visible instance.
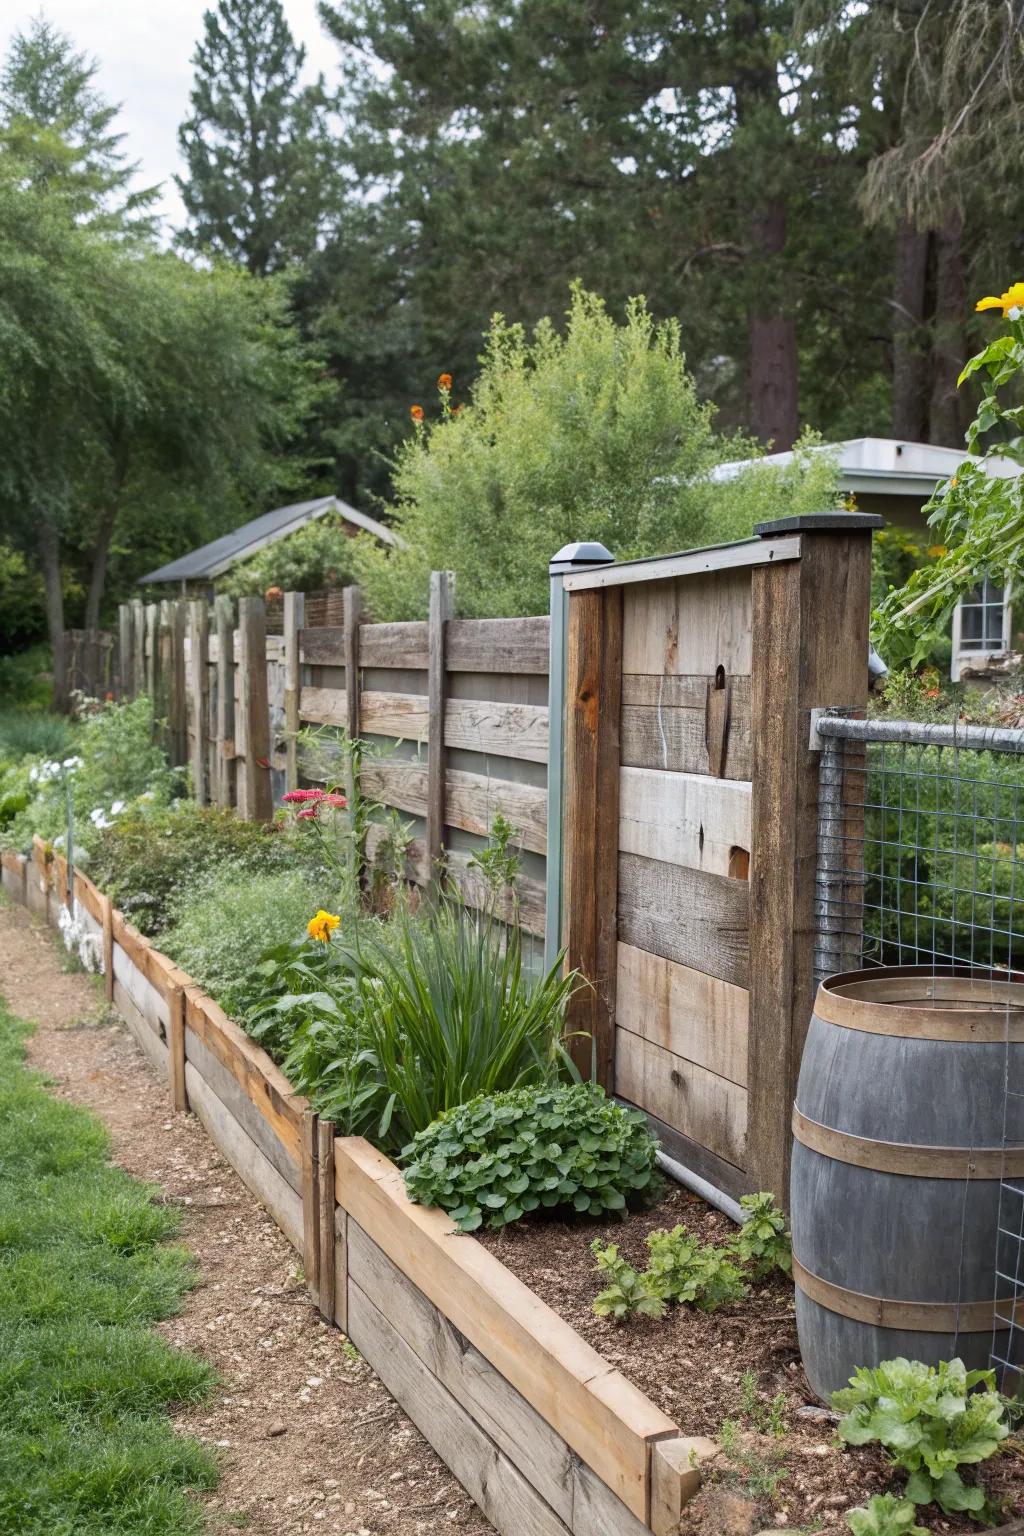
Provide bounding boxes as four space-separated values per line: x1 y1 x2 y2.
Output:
176 0 337 274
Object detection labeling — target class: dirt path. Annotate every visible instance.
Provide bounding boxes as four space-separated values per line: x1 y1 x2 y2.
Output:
0 896 493 1536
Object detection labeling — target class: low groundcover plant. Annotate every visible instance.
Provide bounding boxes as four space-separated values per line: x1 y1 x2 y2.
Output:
402 1081 661 1231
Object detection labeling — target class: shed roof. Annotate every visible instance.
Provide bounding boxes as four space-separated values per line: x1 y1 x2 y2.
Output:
709 436 1018 498
140 495 397 584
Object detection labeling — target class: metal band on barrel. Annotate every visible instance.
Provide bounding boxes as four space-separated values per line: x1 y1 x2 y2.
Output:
792 1255 1023 1333
792 1105 1024 1179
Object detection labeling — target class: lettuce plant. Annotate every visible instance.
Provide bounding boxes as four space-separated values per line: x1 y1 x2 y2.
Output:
834 1357 1009 1516
846 1494 930 1536
731 1192 792 1277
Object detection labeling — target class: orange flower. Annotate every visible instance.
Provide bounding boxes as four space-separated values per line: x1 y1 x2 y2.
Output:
438 372 453 391
265 585 283 600
410 404 424 422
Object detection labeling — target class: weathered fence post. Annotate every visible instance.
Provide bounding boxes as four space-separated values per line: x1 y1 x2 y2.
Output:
171 600 188 765
426 571 455 879
118 603 133 700
283 591 304 792
237 596 272 821
561 557 622 1088
214 595 236 808
746 513 880 1200
131 598 145 697
168 983 188 1112
316 1119 336 1324
301 1109 320 1307
187 601 209 804
545 543 615 973
145 603 158 699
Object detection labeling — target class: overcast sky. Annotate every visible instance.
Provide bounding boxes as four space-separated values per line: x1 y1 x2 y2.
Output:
1 2 341 232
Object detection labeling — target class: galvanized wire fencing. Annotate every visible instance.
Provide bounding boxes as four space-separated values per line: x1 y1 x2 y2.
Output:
813 710 1024 1387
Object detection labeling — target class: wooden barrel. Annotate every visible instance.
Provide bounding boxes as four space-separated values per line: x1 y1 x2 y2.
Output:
791 966 1024 1401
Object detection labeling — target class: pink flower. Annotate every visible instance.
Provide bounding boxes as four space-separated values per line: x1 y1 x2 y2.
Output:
283 789 325 803
296 807 319 820
324 793 348 808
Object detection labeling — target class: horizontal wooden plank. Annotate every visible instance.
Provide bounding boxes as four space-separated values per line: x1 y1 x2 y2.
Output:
184 991 304 1165
112 942 168 1035
446 698 548 763
360 621 428 670
362 761 548 855
299 685 348 728
359 690 428 741
335 1139 675 1518
616 942 748 1087
348 1280 571 1536
184 1028 301 1194
618 852 749 988
636 1104 749 1199
619 767 751 876
446 616 550 675
620 702 751 778
113 978 169 1077
621 672 751 711
298 626 344 666
614 1026 748 1170
563 533 801 591
185 1063 303 1252
622 570 753 676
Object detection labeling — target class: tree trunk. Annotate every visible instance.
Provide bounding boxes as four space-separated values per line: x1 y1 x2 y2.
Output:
83 502 120 632
891 217 931 440
747 202 799 450
929 209 968 448
38 517 69 713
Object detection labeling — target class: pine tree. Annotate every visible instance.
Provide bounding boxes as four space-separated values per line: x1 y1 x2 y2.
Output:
176 0 337 274
0 17 156 228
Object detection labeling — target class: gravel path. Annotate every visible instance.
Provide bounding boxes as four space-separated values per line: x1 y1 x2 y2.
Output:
0 895 493 1536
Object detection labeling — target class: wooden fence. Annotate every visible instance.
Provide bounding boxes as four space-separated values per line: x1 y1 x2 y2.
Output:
116 581 551 941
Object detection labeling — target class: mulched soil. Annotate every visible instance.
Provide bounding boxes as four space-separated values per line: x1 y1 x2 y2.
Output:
478 1184 1024 1536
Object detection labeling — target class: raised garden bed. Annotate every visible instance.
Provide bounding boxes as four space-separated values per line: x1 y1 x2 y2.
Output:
1 841 715 1536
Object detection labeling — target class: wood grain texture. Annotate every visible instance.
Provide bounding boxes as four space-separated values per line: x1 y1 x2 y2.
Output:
427 571 455 874
445 616 550 675
445 698 548 763
237 597 272 821
101 895 114 1001
747 529 873 1200
317 1120 336 1324
168 984 187 1111
621 569 752 675
359 691 427 741
334 1205 348 1335
616 942 748 1087
360 760 549 854
562 534 801 591
614 1027 748 1170
562 587 622 1087
650 1437 720 1536
184 991 304 1165
187 602 209 805
214 595 236 808
302 1110 320 1306
348 1282 572 1536
361 825 546 937
620 684 751 778
618 767 751 876
334 1137 676 1520
283 591 304 792
185 1063 304 1252
359 621 429 670
171 601 187 767
631 1104 749 1198
299 625 345 666
343 586 362 752
348 1224 652 1535
299 685 348 729
114 979 169 1075
617 852 749 988
112 942 169 1035
183 1027 301 1193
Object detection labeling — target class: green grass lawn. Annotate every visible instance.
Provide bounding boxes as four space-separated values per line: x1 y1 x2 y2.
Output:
0 999 217 1534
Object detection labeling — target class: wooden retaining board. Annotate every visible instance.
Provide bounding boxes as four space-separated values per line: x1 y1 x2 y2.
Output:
617 852 749 988
334 1137 676 1521
184 1028 301 1195
185 1063 303 1252
616 942 748 1088
347 1223 650 1536
614 1026 748 1172
618 767 751 877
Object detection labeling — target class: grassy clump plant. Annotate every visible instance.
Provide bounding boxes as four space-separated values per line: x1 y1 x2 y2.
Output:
403 1081 660 1231
0 1001 215 1534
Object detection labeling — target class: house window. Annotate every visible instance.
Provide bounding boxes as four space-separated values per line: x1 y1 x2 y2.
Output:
951 578 1013 681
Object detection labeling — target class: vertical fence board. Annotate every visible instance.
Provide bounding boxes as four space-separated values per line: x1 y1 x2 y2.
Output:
171 601 187 766
238 597 272 821
188 602 209 805
562 587 622 1087
427 572 455 878
215 595 236 808
283 591 304 793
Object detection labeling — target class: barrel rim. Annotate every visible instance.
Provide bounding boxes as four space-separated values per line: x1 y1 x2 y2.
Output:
816 965 1024 1040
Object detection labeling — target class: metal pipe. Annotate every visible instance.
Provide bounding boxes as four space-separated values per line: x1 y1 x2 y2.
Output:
655 1150 744 1225
816 713 1024 755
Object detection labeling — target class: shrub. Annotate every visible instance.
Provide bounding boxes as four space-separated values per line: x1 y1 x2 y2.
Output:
846 1495 930 1536
731 1192 792 1278
834 1357 1009 1516
217 513 359 599
89 802 322 935
403 1082 659 1231
592 1223 747 1320
352 285 840 621
158 867 335 1013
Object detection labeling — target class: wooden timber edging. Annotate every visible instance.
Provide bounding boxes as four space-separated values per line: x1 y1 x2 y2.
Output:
5 839 717 1535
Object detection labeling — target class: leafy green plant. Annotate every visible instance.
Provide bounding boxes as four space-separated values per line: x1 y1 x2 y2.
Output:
592 1241 665 1319
834 1357 1009 1516
466 812 522 894
646 1224 748 1310
217 513 359 599
847 1494 931 1536
404 1080 658 1231
732 1192 792 1278
716 1416 788 1500
89 801 321 934
739 1370 787 1437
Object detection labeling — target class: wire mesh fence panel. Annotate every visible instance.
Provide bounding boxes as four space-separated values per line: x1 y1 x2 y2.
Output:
813 711 1024 1387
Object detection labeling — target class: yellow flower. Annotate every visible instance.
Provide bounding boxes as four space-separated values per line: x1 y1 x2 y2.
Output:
976 282 1024 317
307 910 341 943
928 545 947 558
